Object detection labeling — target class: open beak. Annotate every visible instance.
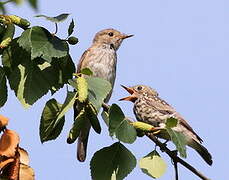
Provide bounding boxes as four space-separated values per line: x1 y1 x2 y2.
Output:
121 34 134 39
119 85 137 102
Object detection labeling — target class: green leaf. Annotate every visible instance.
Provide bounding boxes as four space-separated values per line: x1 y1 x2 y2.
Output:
165 117 178 128
18 26 69 62
55 91 77 126
40 98 65 143
8 58 64 107
166 128 187 158
68 19 74 37
3 40 74 106
27 0 37 9
86 103 101 134
86 77 112 112
0 67 7 107
80 68 93 76
2 38 30 71
139 150 167 179
35 13 70 23
50 55 75 93
109 104 136 144
67 108 86 144
109 104 124 136
90 142 136 180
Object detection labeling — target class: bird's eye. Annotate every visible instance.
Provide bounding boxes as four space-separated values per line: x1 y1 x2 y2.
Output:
108 32 114 37
137 86 142 91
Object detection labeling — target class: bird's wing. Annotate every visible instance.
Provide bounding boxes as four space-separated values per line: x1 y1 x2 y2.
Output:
77 48 93 73
145 95 203 142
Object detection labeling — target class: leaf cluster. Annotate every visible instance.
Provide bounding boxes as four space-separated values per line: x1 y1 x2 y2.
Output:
0 13 195 180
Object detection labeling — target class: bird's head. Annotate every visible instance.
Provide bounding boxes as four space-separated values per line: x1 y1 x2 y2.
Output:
119 85 158 102
93 28 133 50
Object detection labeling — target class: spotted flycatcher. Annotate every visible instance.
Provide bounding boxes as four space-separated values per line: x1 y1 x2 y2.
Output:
120 85 212 165
74 29 133 162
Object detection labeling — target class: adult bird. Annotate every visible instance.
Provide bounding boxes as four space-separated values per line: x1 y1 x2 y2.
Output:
120 85 212 165
74 28 133 162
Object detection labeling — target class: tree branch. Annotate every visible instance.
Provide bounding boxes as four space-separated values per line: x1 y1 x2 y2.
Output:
146 133 211 180
173 157 179 180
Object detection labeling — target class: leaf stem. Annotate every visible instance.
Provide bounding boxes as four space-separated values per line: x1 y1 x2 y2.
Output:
54 23 58 34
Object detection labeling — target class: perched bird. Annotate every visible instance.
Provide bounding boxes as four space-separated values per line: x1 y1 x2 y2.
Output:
74 28 133 162
120 85 212 165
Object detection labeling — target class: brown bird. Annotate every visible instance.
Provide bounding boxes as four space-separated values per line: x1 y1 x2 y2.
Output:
120 85 212 165
74 28 133 162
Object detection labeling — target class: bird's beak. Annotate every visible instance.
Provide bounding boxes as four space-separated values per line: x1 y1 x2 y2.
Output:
119 85 137 102
121 34 134 39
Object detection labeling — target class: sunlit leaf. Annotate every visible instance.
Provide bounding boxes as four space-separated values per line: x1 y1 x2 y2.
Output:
90 142 136 180
139 150 167 179
8 61 57 108
86 77 111 112
55 91 76 126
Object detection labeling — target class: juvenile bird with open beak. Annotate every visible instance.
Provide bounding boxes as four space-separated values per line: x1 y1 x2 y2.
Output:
74 29 133 162
120 85 212 165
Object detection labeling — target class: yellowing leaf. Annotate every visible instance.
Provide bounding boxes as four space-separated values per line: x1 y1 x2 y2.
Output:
0 158 14 169
0 129 20 157
19 147 29 165
139 150 167 179
19 164 35 180
0 115 9 128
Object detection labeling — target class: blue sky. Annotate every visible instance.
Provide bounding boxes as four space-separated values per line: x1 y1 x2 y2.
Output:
1 0 228 179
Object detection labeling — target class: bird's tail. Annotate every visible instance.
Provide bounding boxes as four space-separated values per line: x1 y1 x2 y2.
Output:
77 122 91 162
189 140 213 166
74 101 91 162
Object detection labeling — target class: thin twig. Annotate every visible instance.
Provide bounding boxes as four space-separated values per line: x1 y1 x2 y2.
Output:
146 133 211 180
53 23 58 35
102 102 110 112
173 158 179 180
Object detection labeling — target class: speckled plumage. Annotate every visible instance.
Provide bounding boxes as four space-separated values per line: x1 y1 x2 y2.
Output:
121 85 212 165
74 28 133 162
